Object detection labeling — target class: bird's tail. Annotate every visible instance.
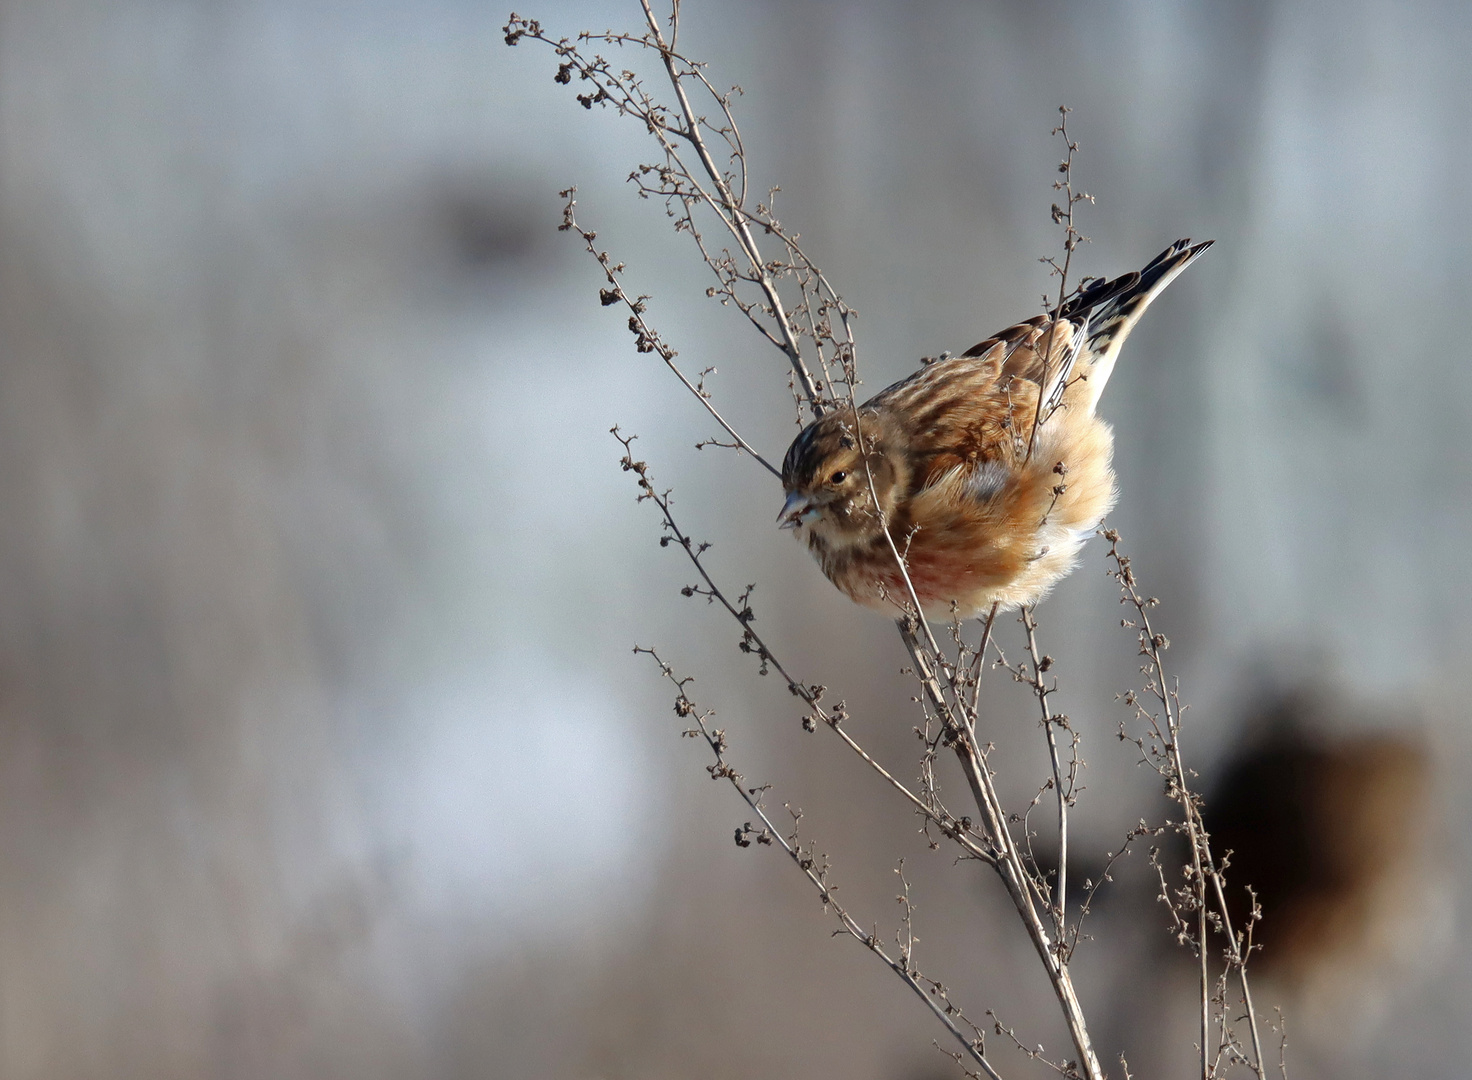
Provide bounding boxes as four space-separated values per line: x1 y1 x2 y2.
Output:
1060 238 1213 414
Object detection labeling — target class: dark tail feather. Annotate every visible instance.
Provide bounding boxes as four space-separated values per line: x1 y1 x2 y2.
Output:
1062 238 1213 412
1061 238 1212 324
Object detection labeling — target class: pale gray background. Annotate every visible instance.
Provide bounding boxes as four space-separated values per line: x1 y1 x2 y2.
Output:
0 1 1465 1078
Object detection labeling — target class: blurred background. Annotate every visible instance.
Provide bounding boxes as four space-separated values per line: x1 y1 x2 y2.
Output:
0 0 1468 1077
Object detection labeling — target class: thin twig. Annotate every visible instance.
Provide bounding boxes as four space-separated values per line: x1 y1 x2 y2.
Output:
640 648 1008 1080
559 191 781 477
1107 529 1269 1078
613 428 996 864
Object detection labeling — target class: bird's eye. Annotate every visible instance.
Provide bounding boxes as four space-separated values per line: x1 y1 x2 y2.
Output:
829 470 847 484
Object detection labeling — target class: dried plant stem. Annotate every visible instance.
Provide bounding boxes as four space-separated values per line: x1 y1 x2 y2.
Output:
613 429 994 864
560 192 781 476
635 0 824 410
639 647 1005 1080
1021 606 1072 937
1027 106 1093 463
895 624 1103 1080
1109 532 1271 1078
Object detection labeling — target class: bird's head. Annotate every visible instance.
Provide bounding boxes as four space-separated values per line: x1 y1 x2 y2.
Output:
778 411 905 547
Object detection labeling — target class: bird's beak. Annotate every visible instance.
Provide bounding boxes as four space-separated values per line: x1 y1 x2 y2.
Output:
778 490 814 530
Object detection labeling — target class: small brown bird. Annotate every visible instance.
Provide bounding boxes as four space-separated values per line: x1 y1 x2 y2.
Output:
778 239 1212 619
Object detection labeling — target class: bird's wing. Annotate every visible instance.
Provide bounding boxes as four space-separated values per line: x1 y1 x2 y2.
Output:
866 344 1045 497
867 239 1212 501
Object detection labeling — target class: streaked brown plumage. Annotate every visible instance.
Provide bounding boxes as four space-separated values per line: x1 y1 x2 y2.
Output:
778 239 1212 619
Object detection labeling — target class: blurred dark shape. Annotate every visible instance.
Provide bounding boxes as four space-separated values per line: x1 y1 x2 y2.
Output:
1204 694 1429 981
433 180 547 271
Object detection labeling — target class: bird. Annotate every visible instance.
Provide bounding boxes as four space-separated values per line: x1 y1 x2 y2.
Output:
777 238 1212 620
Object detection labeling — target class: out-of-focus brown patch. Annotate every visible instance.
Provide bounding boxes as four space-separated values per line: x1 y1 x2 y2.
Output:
1204 697 1429 981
